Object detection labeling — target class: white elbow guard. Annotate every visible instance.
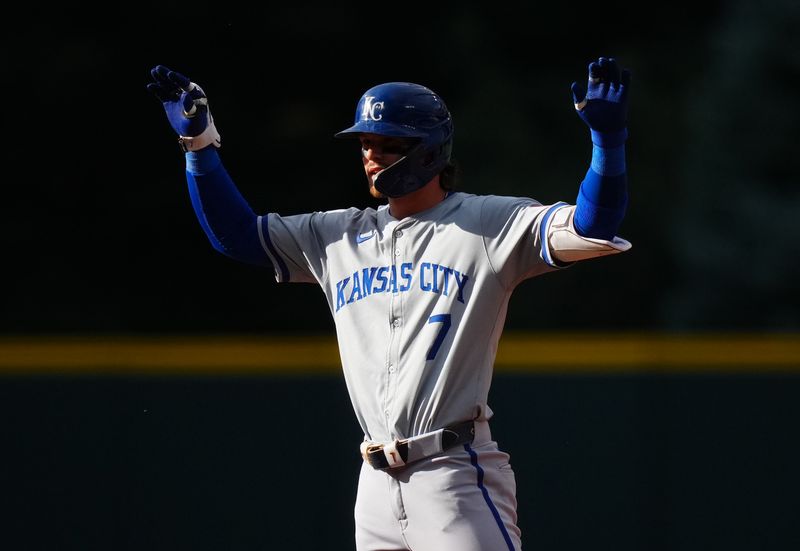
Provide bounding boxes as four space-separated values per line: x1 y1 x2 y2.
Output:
545 204 631 264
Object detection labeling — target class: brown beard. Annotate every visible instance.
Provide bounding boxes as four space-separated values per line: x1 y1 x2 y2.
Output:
368 179 385 199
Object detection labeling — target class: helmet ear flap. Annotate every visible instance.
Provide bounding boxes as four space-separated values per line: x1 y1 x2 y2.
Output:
421 139 451 168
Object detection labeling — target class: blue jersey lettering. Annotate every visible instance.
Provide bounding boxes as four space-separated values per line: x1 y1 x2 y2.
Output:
454 270 469 303
400 262 413 291
336 277 351 312
361 267 377 298
333 262 471 312
419 262 432 291
348 270 362 304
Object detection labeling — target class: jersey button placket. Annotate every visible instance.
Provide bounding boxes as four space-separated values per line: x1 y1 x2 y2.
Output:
384 222 407 433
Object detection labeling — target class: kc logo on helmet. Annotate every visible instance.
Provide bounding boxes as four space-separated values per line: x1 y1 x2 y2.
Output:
361 96 384 121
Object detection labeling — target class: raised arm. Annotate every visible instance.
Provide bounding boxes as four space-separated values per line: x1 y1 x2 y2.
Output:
147 65 270 267
570 56 631 240
539 57 633 266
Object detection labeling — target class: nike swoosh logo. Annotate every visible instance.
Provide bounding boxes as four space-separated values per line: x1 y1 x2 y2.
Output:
356 230 375 244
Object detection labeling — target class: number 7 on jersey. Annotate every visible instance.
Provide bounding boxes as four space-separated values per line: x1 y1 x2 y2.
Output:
426 314 452 361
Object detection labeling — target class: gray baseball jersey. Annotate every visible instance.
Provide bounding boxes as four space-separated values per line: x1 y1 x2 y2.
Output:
260 191 567 443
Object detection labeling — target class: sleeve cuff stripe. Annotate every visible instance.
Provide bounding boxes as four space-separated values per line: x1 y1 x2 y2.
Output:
590 144 626 176
258 215 290 282
540 202 569 268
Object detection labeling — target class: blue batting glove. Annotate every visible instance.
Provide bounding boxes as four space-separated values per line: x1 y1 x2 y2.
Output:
147 65 221 151
571 57 631 140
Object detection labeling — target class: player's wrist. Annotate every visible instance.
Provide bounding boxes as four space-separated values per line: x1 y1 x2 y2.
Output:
590 128 627 148
590 142 626 177
186 146 222 175
178 117 222 152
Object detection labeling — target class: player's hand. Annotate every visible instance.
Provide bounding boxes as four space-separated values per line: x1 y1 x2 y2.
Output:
147 65 221 151
571 57 631 134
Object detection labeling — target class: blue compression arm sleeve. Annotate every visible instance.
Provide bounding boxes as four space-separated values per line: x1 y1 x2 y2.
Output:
574 129 628 241
184 147 271 267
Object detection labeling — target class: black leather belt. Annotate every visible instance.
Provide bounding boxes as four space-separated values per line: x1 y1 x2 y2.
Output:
363 420 475 470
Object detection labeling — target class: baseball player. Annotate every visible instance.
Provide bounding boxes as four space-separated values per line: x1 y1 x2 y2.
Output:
147 56 631 550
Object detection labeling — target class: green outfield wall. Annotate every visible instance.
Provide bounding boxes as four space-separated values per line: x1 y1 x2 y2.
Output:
1 334 798 550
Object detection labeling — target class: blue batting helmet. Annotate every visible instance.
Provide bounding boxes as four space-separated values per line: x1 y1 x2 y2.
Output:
335 82 453 198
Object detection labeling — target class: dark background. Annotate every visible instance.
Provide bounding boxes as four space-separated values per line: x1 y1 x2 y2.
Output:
3 0 798 334
3 373 799 551
2 2 799 551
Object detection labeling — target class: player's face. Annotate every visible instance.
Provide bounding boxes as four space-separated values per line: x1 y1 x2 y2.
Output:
359 133 416 199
